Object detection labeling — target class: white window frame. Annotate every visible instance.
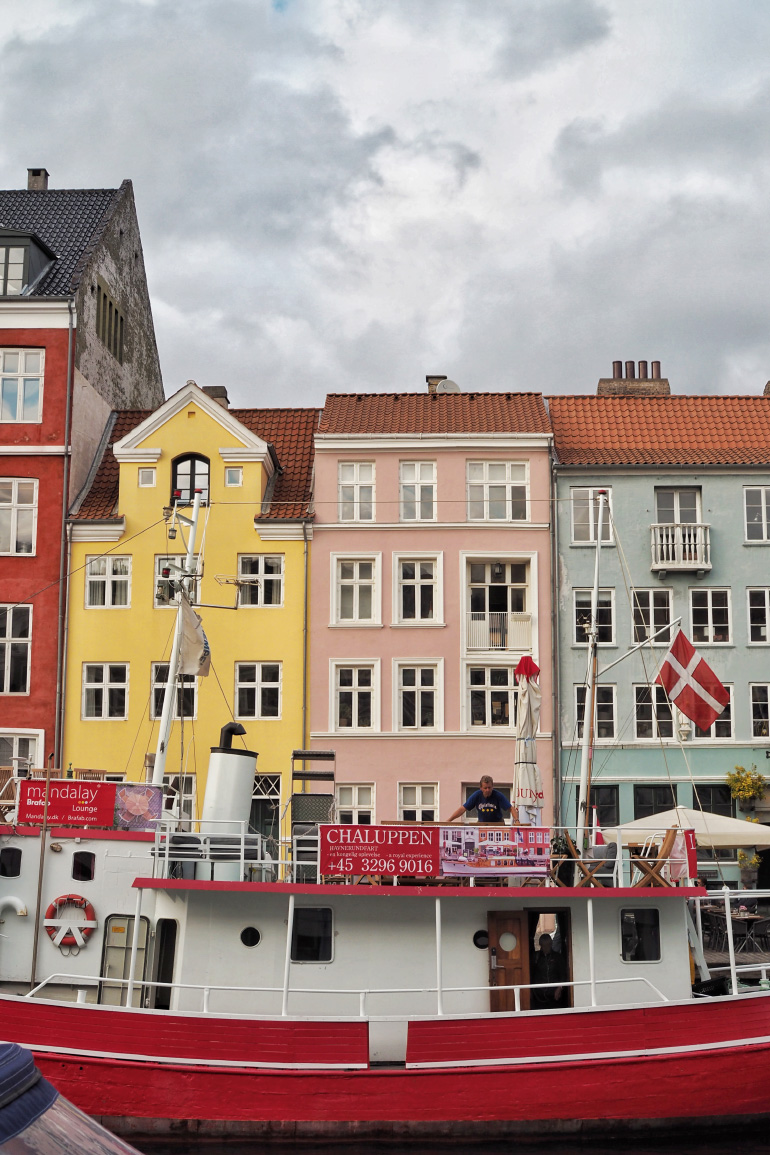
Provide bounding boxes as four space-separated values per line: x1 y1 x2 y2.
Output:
744 487 770 542
400 461 436 522
393 552 443 625
573 588 615 646
750 684 770 739
464 663 517 731
0 604 31 695
0 478 37 556
330 553 382 626
237 554 284 608
336 783 375 824
85 555 132 608
631 588 672 645
575 684 617 742
225 466 243 488
690 685 734 740
81 663 129 720
633 684 674 741
690 587 732 645
330 660 380 732
398 782 438 823
0 348 44 423
570 486 614 544
747 588 770 644
338 461 375 522
235 661 282 720
138 468 156 488
0 728 43 772
393 659 443 732
466 461 529 522
162 772 197 822
150 662 198 720
155 554 201 607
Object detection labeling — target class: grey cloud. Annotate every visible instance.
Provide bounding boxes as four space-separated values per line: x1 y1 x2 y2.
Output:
493 0 610 78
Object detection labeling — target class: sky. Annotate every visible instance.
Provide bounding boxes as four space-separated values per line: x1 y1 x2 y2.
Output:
1 0 769 408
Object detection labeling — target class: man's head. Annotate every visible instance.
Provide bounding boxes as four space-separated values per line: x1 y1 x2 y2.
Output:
480 775 494 798
539 934 553 955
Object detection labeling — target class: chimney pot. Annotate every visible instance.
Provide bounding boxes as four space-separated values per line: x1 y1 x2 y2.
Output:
638 360 648 379
201 385 230 409
27 168 49 191
625 361 635 379
426 375 447 394
651 361 661 380
612 361 622 379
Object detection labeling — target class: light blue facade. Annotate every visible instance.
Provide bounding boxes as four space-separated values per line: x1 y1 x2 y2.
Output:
554 463 770 884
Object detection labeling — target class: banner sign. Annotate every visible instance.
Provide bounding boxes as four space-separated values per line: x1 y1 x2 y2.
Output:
439 825 551 877
18 780 163 830
320 825 439 876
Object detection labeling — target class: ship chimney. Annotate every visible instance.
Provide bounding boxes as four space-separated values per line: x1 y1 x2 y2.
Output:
597 359 670 396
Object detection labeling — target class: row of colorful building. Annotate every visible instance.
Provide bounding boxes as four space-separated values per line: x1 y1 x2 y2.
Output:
3 170 770 882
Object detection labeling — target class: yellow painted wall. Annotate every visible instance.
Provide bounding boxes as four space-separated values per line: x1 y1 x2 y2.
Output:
63 396 308 819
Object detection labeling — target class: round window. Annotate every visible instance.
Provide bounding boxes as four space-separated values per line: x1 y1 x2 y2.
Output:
240 927 261 947
473 930 489 950
498 931 518 952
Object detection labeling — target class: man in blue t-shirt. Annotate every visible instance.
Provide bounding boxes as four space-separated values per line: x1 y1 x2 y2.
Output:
446 775 513 825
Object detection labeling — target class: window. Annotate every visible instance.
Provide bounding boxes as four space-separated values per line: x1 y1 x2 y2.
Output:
691 588 731 644
574 589 614 645
620 909 661 962
397 664 439 730
634 785 677 821
0 732 38 771
334 664 376 730
72 851 95 881
693 785 732 817
138 468 156 487
335 558 376 623
656 488 699 524
336 784 373 824
397 557 438 622
634 686 673 739
0 479 36 555
235 662 281 719
225 467 242 487
464 783 510 815
162 773 196 822
691 687 733 739
86 556 131 607
0 606 31 693
399 783 437 822
151 663 197 719
467 666 516 728
745 487 770 541
467 462 527 521
96 280 125 363
0 349 43 422
576 685 616 740
338 462 374 521
751 685 770 738
400 462 435 520
631 589 671 644
0 245 25 295
748 589 770 643
82 663 128 719
0 847 21 876
155 555 200 606
570 487 612 543
172 454 209 504
591 785 619 828
291 907 333 962
238 555 283 607
468 562 528 644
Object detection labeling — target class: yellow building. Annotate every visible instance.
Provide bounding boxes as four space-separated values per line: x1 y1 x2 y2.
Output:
63 381 318 836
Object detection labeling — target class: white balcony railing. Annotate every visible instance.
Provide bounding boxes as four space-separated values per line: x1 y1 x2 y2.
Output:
466 611 532 651
650 523 711 572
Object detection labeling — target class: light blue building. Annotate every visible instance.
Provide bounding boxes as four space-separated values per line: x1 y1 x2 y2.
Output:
549 368 770 885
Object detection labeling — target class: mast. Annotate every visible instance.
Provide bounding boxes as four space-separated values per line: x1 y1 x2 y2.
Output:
152 489 203 787
576 489 607 850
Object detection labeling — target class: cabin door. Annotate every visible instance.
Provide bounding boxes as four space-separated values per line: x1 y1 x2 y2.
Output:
487 911 529 1012
98 915 148 1007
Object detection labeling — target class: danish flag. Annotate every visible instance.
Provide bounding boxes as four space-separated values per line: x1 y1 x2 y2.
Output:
656 628 729 732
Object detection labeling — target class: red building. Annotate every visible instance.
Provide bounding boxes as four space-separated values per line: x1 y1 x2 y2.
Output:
0 168 163 771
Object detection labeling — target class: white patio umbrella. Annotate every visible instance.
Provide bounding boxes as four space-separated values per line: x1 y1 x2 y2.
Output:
605 806 770 849
513 657 544 826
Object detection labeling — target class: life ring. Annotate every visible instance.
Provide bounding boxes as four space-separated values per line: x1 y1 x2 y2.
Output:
44 894 97 948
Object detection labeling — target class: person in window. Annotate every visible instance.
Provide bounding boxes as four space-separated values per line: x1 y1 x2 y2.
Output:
446 776 513 824
530 934 566 1009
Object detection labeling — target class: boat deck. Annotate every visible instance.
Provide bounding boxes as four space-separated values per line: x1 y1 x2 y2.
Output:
704 947 770 970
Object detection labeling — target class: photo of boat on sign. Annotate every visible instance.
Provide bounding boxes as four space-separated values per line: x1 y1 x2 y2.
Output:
439 826 551 877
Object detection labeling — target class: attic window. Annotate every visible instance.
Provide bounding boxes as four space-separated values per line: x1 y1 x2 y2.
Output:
0 246 24 295
96 278 125 364
172 454 209 505
0 231 55 297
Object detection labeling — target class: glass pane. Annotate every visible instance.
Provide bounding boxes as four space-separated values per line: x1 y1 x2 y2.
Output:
488 464 506 480
261 687 279 716
656 490 676 522
358 787 372 805
420 668 435 686
22 379 39 420
402 786 416 805
262 664 279 683
12 607 30 637
420 487 434 518
402 486 416 519
108 664 125 683
339 463 355 482
1 379 18 421
0 510 10 552
402 668 416 687
746 490 765 539
357 692 371 727
338 668 353 687
402 585 415 619
358 562 372 580
678 490 698 522
89 557 107 575
468 463 483 480
2 352 19 372
420 584 434 619
401 561 415 581
358 464 373 482
402 690 416 727
17 481 34 505
488 485 506 519
87 579 106 606
468 486 484 519
14 508 32 551
490 668 509 685
420 692 435 727
23 351 41 373
339 586 354 619
239 664 256 682
358 488 373 519
401 463 416 481
9 642 28 691
510 486 527 520
357 668 372 687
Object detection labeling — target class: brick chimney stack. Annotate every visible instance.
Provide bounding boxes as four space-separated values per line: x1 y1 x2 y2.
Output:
27 168 49 191
597 360 670 396
426 375 447 394
201 385 230 409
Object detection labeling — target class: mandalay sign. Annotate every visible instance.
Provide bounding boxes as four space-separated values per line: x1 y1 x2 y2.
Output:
18 780 163 830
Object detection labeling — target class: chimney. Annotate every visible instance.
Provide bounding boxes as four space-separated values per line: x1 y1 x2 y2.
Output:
27 168 49 191
426 375 447 394
597 360 670 397
201 385 230 409
764 382 770 397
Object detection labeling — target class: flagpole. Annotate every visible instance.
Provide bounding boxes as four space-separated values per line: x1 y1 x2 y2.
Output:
576 490 606 851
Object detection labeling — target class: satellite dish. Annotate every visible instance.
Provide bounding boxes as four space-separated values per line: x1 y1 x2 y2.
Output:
436 379 460 393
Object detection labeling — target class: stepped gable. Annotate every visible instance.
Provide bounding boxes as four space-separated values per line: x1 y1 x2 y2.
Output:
548 395 770 466
0 184 126 296
319 392 551 435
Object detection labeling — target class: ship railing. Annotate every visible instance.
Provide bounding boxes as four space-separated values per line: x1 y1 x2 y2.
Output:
26 971 668 1016
151 818 278 881
691 886 770 996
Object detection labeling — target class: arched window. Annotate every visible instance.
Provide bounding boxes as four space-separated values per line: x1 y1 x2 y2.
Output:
172 454 209 505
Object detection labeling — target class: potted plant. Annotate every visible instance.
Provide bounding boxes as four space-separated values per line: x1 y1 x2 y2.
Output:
738 849 761 887
726 764 767 812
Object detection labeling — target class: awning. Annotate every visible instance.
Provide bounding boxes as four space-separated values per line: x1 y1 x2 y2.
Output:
605 806 770 849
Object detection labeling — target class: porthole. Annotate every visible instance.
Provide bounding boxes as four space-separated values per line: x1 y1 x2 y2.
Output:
499 931 518 952
473 930 489 950
240 927 261 947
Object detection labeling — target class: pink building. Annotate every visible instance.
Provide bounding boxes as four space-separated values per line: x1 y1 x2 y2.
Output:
309 384 554 826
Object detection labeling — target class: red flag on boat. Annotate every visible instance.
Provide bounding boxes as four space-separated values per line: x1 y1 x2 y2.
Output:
655 628 729 732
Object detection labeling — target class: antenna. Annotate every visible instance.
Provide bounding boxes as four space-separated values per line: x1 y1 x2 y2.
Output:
436 379 460 393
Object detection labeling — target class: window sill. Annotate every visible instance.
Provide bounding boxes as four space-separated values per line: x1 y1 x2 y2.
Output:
390 621 446 628
569 542 615 548
329 622 384 629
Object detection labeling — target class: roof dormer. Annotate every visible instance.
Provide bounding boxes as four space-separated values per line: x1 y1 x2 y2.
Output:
0 229 56 296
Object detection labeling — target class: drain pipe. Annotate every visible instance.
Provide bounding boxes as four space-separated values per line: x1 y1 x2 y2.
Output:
58 522 73 767
0 897 28 918
54 297 76 768
550 449 561 825
302 518 310 781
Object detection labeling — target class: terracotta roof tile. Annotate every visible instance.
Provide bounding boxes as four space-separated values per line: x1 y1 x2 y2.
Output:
548 396 770 466
318 392 551 435
74 410 149 519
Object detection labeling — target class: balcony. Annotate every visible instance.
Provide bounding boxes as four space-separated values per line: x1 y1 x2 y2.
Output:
650 523 711 574
466 611 532 652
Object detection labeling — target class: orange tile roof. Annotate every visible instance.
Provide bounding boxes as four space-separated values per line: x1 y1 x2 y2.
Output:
319 392 551 435
73 407 320 521
548 395 770 466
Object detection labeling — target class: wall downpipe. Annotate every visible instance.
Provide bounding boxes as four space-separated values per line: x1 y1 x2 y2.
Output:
550 440 561 825
302 519 310 783
58 523 73 767
54 297 75 767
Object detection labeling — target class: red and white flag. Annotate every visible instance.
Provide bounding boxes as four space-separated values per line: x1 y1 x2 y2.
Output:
656 629 729 732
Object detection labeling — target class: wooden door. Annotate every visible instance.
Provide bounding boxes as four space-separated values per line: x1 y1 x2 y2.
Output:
488 911 529 1012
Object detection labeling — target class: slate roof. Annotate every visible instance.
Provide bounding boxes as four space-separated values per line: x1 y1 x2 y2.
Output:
318 392 551 435
73 406 320 521
548 395 770 466
0 183 126 296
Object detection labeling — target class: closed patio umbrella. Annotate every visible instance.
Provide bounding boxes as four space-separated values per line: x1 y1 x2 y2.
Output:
513 656 544 826
605 806 770 849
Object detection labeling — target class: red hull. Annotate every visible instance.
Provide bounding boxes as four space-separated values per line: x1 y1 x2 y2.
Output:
4 991 770 1137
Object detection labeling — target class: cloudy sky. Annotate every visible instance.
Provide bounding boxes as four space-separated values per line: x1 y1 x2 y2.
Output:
1 0 769 407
